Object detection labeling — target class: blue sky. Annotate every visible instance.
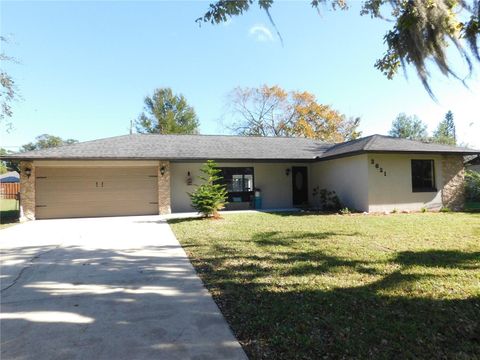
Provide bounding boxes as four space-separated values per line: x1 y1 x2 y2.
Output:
1 0 479 150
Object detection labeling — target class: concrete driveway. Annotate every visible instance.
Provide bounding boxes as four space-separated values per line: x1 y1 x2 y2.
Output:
0 216 247 360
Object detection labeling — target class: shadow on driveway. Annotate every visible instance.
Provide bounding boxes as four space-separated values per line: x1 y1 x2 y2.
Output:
0 217 246 360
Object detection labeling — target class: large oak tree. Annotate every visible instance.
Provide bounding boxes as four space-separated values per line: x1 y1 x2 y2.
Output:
227 85 361 142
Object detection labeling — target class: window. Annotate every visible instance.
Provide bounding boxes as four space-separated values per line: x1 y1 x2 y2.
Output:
411 160 436 192
217 167 254 202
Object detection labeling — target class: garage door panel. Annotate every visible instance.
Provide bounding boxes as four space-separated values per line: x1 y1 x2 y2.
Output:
35 166 159 219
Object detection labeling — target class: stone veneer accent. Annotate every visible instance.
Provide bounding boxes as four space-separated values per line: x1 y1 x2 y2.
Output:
158 161 171 214
19 161 36 221
441 155 465 210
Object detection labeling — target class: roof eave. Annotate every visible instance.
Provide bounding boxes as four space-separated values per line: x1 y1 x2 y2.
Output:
1 156 319 162
316 149 480 162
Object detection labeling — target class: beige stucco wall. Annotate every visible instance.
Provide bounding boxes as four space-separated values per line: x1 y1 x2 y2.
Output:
310 154 369 211
311 153 466 213
170 162 311 213
367 153 448 212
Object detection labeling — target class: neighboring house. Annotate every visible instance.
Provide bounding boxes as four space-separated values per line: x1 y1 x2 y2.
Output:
465 155 480 173
2 134 479 221
0 171 20 183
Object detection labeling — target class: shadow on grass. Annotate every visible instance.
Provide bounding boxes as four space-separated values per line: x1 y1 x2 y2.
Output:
251 231 360 246
395 250 480 269
186 244 480 359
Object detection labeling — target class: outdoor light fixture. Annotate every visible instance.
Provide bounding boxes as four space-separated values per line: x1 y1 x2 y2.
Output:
160 166 166 176
371 159 374 164
186 171 193 185
24 168 32 178
375 164 379 169
285 168 291 176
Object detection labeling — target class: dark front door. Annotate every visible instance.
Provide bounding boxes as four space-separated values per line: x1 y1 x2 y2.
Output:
292 166 308 206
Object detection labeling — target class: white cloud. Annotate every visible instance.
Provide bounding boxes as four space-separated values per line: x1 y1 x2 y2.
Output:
249 24 274 42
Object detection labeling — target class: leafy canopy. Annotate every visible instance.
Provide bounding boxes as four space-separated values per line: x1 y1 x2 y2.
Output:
228 85 361 142
21 134 78 152
135 87 200 134
197 0 480 98
0 147 19 173
189 160 228 218
389 113 428 141
1 36 20 129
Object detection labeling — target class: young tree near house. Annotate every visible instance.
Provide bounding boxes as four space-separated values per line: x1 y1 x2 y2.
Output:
197 1 480 98
134 88 200 134
388 113 428 141
227 85 361 142
21 134 78 152
432 110 456 145
189 160 228 218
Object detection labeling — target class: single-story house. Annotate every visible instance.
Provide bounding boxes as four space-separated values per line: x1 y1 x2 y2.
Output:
2 134 479 221
0 171 20 183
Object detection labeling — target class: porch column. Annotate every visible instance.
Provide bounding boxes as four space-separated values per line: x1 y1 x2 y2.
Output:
19 161 36 221
441 155 465 210
158 161 171 214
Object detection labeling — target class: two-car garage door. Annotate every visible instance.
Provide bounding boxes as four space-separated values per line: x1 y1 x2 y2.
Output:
35 167 159 219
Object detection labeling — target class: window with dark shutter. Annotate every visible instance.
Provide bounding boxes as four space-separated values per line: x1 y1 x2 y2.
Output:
411 160 436 192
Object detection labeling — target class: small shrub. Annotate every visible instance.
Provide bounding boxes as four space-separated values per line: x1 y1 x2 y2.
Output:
465 170 480 201
391 208 398 214
440 207 452 213
339 207 351 215
318 188 342 211
421 207 428 213
189 160 228 218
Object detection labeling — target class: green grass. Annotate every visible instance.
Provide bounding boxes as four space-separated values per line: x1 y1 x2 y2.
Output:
0 199 19 227
0 199 18 211
170 212 480 359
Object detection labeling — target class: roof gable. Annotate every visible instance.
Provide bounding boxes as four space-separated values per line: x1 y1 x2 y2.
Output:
318 135 479 160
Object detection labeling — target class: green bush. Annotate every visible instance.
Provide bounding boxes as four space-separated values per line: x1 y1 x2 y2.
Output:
317 188 342 211
339 207 351 215
440 207 452 213
465 170 480 201
189 160 228 218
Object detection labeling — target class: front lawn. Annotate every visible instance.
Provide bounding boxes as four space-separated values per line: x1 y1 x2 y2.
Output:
0 199 19 228
170 212 480 359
